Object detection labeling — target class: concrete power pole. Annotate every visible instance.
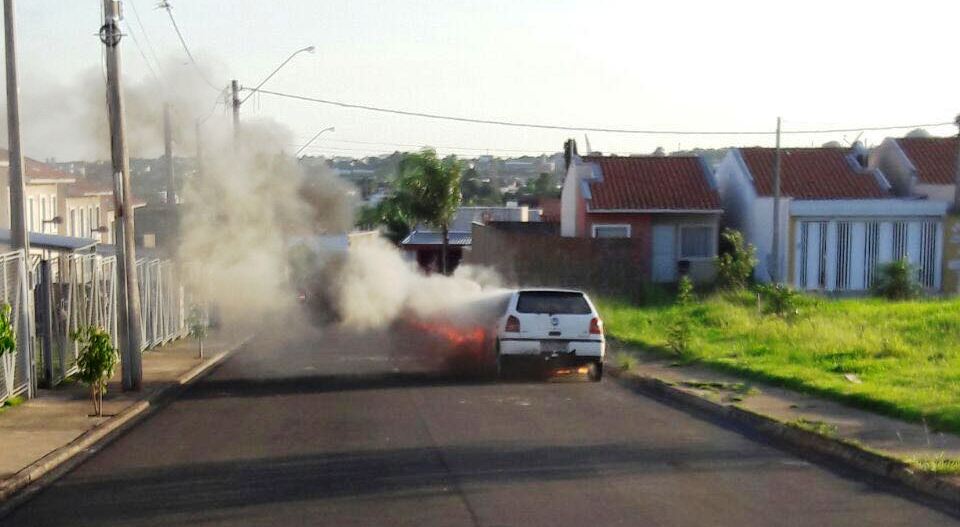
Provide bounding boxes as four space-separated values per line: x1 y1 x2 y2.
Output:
3 0 33 396
164 103 175 207
100 0 144 391
771 117 783 284
231 79 240 139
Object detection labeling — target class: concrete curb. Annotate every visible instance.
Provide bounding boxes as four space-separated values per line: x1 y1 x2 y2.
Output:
608 366 960 514
0 335 253 513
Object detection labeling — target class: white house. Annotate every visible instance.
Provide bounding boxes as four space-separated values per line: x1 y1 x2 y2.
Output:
869 135 958 202
715 145 947 292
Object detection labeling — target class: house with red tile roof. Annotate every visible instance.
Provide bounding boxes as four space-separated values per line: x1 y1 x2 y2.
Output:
869 135 958 203
715 145 948 291
560 141 722 283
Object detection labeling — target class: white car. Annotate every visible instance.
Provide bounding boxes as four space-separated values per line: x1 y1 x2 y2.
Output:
494 288 605 381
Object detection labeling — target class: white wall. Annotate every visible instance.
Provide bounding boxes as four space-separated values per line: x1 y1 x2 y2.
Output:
560 160 579 237
917 183 955 203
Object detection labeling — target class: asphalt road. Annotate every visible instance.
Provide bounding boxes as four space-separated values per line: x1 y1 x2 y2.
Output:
4 316 959 526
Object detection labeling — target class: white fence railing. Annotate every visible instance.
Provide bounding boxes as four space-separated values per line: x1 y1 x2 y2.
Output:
0 251 31 402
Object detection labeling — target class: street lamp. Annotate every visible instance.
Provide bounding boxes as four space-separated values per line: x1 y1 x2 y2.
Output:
230 46 317 128
296 126 335 158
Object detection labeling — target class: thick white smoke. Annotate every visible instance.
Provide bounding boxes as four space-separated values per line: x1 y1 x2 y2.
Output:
334 236 510 330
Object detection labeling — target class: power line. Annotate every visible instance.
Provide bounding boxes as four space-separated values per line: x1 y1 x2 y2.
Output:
128 0 163 73
123 19 161 84
252 87 955 137
156 1 221 93
294 136 559 154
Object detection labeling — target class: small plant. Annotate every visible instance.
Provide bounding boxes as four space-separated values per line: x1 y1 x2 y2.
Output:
756 283 801 318
666 317 693 360
716 229 757 290
0 304 16 396
676 276 695 306
872 260 921 300
790 418 838 437
72 326 118 417
909 453 960 475
188 304 209 359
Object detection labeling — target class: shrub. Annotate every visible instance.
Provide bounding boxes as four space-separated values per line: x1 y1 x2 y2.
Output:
716 229 757 290
0 304 16 395
872 260 921 300
676 276 695 306
188 304 209 359
756 283 801 318
72 326 118 417
666 317 693 360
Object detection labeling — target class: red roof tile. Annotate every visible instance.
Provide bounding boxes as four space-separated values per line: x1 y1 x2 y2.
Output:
896 136 958 186
582 156 720 211
739 147 889 200
0 148 75 184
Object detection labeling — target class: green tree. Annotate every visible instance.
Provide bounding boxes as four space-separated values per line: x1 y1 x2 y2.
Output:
716 228 757 289
72 326 118 417
356 197 414 245
395 149 463 274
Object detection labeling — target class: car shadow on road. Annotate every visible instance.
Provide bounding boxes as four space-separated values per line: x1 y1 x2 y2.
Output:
10 442 796 526
183 369 573 400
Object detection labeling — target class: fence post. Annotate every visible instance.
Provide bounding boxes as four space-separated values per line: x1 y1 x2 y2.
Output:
37 259 53 388
16 252 33 397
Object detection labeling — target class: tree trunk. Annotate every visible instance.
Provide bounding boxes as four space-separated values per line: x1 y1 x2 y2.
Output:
91 384 98 417
441 225 449 275
198 336 204 359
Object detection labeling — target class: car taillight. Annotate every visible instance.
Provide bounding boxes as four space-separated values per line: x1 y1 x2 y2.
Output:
590 317 603 335
505 315 521 333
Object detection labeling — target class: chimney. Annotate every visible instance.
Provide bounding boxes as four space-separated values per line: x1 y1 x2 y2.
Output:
563 139 579 170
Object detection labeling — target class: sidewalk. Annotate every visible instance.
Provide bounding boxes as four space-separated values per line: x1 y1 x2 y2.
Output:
0 331 250 501
609 341 960 500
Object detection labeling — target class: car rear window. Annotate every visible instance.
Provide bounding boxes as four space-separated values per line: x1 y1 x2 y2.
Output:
516 291 592 314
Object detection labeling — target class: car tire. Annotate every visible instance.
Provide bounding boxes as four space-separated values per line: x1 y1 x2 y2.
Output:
588 361 603 382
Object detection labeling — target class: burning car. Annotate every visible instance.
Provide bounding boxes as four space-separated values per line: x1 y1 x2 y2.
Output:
494 289 605 381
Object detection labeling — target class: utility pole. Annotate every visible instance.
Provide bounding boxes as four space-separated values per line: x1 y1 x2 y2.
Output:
952 114 960 213
771 117 783 284
231 79 240 139
4 0 33 396
100 0 144 391
163 103 175 207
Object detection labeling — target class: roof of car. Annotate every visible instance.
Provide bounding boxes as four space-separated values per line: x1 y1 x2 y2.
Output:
514 288 586 294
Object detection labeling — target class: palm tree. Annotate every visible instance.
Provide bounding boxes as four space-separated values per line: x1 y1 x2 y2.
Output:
396 149 463 274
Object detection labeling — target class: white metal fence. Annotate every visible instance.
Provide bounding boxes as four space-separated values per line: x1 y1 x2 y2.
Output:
0 251 32 403
37 255 188 389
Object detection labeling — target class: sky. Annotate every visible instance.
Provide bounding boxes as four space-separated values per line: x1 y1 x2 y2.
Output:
6 0 960 161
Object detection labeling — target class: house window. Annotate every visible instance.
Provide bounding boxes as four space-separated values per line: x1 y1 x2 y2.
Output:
835 222 851 290
892 222 908 261
592 224 631 239
679 226 712 258
863 222 879 287
919 222 938 289
69 209 76 237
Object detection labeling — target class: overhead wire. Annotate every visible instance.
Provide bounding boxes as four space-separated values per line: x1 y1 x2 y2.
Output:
251 87 955 137
156 0 223 93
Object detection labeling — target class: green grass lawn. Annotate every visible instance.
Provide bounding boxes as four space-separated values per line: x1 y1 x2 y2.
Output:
596 291 960 434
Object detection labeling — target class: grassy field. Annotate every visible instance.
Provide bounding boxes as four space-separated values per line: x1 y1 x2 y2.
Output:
596 291 960 434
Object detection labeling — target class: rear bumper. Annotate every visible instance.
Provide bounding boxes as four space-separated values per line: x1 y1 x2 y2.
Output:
499 338 604 359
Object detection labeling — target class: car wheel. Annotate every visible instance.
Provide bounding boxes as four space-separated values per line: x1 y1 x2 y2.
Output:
588 361 603 382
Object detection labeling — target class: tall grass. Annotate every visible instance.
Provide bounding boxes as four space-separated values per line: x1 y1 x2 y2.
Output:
597 293 960 433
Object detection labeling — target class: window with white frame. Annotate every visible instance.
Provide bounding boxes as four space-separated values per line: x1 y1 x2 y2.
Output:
679 225 713 258
592 224 631 239
69 208 76 237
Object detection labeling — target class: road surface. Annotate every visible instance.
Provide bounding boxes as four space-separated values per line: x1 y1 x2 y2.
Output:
4 316 958 526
